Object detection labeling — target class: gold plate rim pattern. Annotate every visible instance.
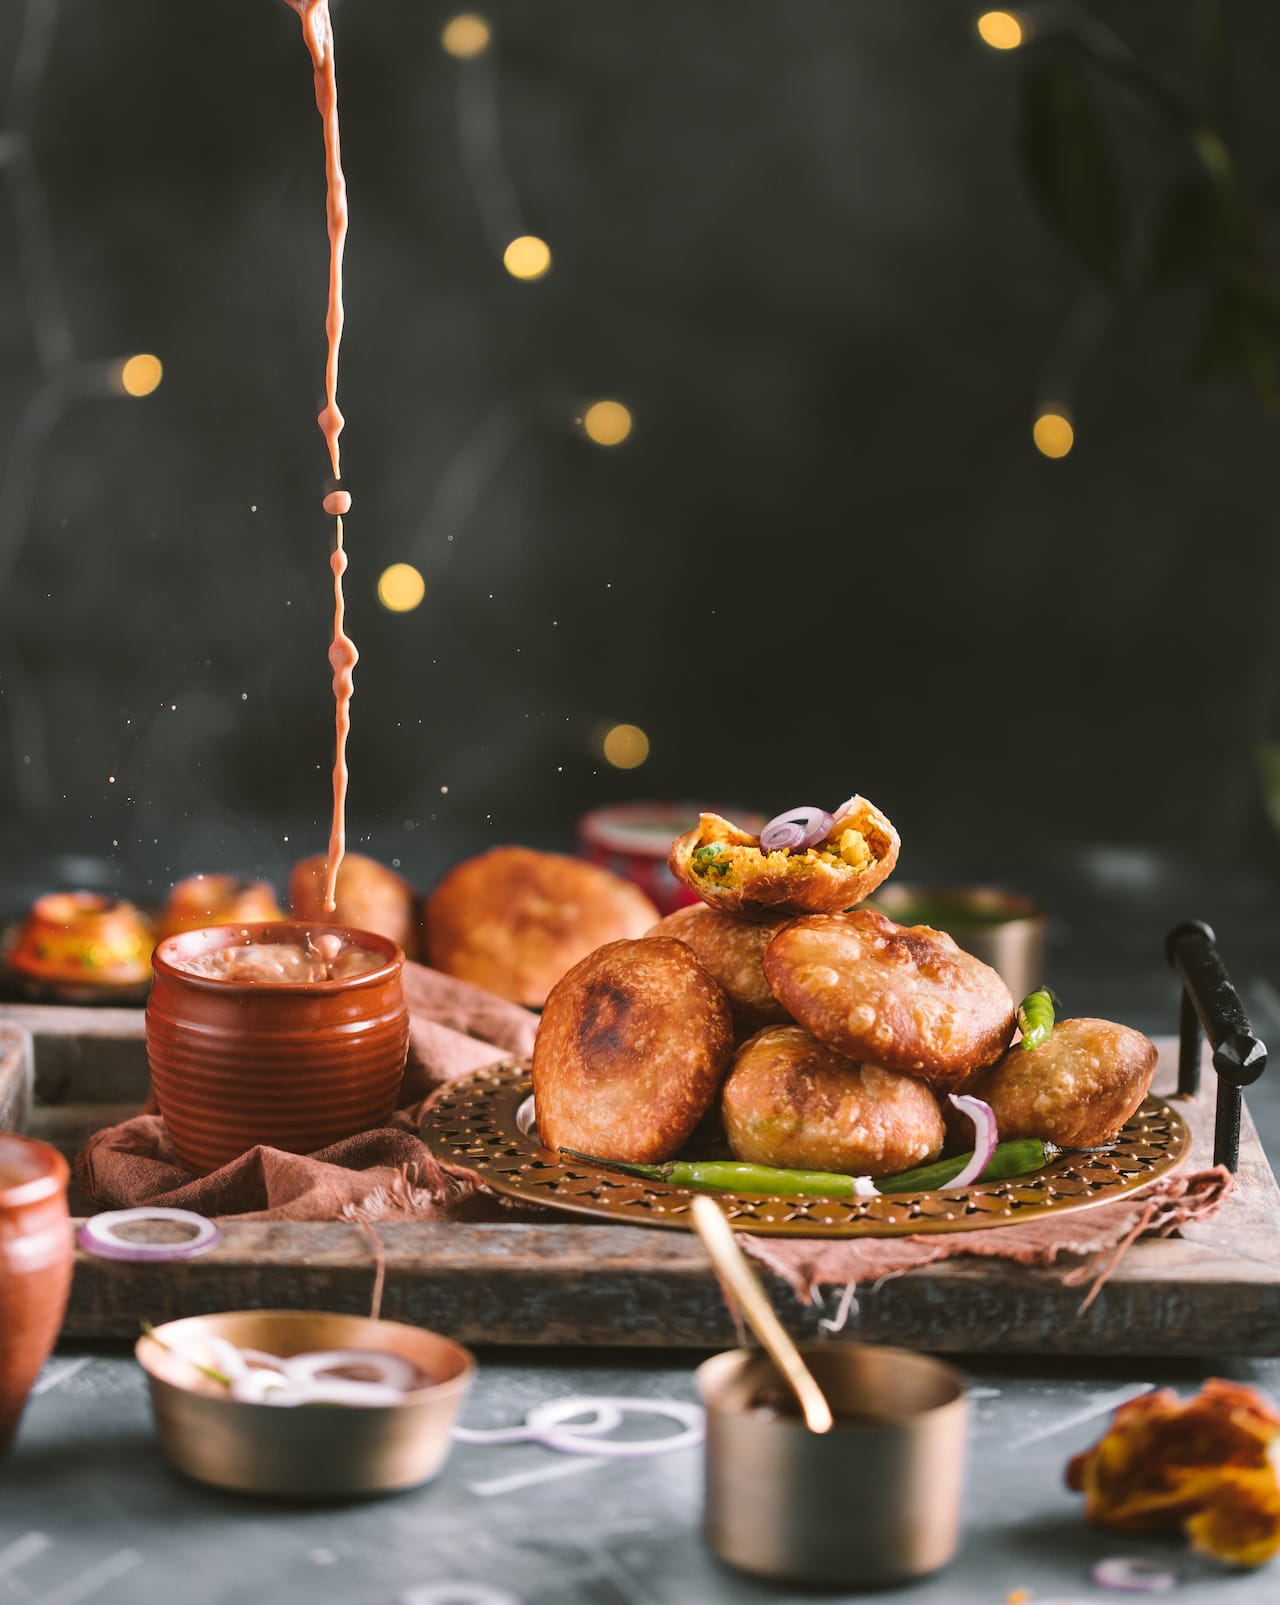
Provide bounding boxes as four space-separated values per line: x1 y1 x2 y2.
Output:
421 1062 1192 1238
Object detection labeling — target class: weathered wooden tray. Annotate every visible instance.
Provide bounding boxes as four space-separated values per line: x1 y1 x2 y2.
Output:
4 1002 1280 1354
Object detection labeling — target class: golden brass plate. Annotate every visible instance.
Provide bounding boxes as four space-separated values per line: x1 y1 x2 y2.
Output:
422 1062 1192 1238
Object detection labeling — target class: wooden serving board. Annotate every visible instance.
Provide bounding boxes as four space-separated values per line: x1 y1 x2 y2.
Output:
4 1002 1280 1354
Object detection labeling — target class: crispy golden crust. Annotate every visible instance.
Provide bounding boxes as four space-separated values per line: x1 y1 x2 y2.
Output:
962 1017 1158 1148
762 909 1015 1090
157 875 285 941
532 937 735 1163
289 852 420 959
722 1025 944 1177
426 847 659 1008
647 905 792 1032
667 797 900 919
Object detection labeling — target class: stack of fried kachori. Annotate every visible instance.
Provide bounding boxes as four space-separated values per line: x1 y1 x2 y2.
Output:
532 799 1158 1177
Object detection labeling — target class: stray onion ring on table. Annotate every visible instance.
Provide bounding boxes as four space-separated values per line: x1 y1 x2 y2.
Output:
79 1207 222 1262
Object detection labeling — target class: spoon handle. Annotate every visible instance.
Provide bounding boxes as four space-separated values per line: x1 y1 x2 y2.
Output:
691 1195 834 1435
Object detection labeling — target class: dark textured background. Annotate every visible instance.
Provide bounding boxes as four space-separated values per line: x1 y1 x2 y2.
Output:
0 0 1278 909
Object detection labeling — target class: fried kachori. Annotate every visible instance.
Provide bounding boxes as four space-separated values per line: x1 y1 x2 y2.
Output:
425 846 659 1007
961 1016 1158 1149
157 874 285 941
289 852 420 959
668 796 900 920
763 909 1016 1090
722 1024 945 1177
532 936 735 1162
647 904 792 1033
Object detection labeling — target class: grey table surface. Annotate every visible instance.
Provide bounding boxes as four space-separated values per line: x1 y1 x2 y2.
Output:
4 840 1280 1603
5 1346 1280 1605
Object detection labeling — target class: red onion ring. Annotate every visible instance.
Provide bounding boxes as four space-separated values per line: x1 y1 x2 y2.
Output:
759 807 834 853
283 1348 420 1392
78 1207 221 1262
943 1096 999 1190
1090 1557 1178 1594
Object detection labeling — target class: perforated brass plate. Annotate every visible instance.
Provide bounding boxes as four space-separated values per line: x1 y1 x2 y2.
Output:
422 1062 1192 1238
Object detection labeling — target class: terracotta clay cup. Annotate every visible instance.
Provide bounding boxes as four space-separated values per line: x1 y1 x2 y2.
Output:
146 923 410 1176
0 1135 73 1457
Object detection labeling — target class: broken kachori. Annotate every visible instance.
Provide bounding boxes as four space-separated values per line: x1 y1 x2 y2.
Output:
763 909 1016 1091
647 904 792 1033
722 1024 945 1177
532 936 734 1162
960 1016 1158 1149
668 796 900 919
426 846 659 1007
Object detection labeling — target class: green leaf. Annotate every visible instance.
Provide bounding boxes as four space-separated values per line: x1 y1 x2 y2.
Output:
1188 283 1279 406
1257 743 1280 836
1144 178 1225 286
1022 61 1127 287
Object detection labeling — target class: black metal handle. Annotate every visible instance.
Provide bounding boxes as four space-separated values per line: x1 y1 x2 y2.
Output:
1166 920 1268 1171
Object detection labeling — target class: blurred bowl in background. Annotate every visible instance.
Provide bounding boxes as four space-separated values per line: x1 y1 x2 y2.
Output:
868 884 1046 1002
578 803 765 916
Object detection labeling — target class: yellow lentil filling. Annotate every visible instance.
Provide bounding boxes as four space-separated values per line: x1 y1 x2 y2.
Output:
690 827 873 885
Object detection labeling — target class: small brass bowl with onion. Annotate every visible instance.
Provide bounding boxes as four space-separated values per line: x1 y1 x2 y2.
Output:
136 1310 475 1498
867 884 1046 1003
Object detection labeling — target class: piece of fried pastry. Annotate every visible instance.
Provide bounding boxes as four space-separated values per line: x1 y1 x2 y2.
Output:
763 909 1016 1090
157 874 284 941
532 937 735 1162
290 852 420 959
426 846 658 1007
961 1016 1157 1149
667 796 899 919
647 904 792 1032
1066 1379 1280 1568
722 1024 944 1177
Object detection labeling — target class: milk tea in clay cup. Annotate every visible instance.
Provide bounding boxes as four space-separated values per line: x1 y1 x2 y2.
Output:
0 1135 73 1457
146 923 410 1176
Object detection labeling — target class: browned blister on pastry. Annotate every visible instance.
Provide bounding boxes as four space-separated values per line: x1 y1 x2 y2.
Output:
962 1016 1157 1149
667 796 899 920
532 937 735 1162
722 1024 944 1177
426 847 659 1007
290 851 420 958
1066 1379 1280 1568
762 909 1015 1091
647 904 792 1033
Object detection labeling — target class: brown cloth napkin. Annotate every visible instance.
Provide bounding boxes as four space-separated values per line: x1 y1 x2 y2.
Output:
741 1166 1234 1314
75 960 536 1223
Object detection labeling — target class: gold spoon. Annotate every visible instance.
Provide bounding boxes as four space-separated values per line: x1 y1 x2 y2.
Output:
690 1193 834 1434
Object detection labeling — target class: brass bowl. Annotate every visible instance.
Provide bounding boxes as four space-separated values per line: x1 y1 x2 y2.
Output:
868 883 1046 1001
136 1310 474 1498
698 1343 967 1587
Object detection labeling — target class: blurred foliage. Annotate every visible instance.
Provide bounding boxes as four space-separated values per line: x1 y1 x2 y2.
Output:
1258 744 1280 836
1012 1 1280 414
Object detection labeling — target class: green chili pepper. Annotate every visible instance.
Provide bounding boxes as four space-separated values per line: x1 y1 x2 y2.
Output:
873 1138 1057 1193
1017 987 1060 1051
559 1139 1056 1198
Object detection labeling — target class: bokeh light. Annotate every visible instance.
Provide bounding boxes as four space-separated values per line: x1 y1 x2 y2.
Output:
582 401 633 446
503 235 552 280
118 354 163 397
1033 411 1075 459
602 724 650 769
377 563 426 612
441 14 491 58
977 11 1024 49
